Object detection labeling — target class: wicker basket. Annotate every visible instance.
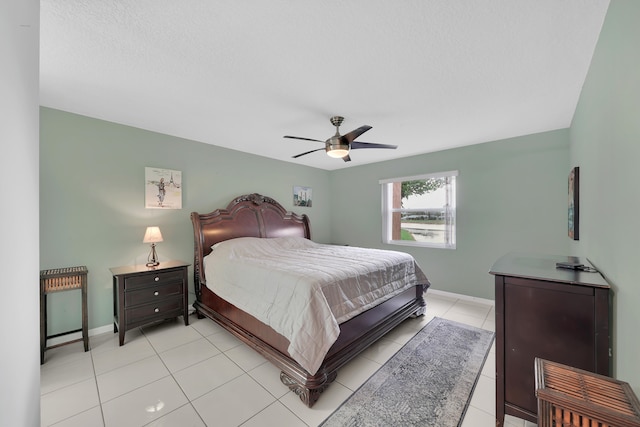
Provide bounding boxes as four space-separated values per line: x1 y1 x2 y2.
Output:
535 358 640 427
40 266 88 293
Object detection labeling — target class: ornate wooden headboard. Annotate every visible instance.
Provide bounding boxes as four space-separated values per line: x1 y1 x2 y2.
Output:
190 193 311 297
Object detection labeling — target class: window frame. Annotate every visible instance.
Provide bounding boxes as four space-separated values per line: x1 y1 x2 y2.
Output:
380 170 458 249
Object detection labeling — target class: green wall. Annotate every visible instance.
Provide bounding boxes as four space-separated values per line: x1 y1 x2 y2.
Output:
40 108 331 334
570 0 640 393
329 130 571 299
41 108 571 335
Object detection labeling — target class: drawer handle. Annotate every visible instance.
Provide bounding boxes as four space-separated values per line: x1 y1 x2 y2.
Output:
154 291 159 296
154 308 159 313
154 276 160 282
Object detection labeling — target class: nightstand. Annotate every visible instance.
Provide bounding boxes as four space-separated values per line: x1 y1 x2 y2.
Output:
110 260 190 346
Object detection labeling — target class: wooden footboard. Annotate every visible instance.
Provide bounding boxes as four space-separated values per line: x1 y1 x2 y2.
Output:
195 284 427 407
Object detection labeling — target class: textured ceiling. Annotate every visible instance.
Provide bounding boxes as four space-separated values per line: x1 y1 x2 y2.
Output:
40 1 610 170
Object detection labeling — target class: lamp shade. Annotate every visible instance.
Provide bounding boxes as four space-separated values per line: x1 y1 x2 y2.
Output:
143 226 163 243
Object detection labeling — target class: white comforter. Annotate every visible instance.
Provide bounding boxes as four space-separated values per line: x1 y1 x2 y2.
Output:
203 236 429 374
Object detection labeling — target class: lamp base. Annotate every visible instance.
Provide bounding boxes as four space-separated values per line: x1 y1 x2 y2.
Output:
146 243 160 267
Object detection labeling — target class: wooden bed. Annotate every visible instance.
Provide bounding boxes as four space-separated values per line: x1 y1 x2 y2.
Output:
190 193 428 407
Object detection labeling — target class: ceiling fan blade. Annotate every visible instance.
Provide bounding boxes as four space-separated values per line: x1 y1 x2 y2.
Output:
351 141 398 150
342 155 351 162
292 148 325 158
284 135 324 143
341 125 372 143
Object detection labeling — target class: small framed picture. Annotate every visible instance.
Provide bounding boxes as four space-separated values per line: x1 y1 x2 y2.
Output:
568 167 579 240
145 167 182 209
293 186 312 207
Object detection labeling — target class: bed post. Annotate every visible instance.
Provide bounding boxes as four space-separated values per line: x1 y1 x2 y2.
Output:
190 212 205 303
413 282 429 317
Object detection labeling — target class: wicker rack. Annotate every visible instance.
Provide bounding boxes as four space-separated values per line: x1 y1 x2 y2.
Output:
535 358 640 427
41 266 87 292
40 266 89 364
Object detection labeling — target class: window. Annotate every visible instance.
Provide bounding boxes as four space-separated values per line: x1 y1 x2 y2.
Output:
380 171 457 249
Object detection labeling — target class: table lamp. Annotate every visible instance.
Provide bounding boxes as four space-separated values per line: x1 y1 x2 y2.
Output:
143 226 163 267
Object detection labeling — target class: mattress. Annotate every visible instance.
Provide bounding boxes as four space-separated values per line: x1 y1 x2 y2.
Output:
203 236 429 374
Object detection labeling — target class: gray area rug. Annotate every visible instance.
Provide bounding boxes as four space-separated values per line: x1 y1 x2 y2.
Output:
320 317 495 427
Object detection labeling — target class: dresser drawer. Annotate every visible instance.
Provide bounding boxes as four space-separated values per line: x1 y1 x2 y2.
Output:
125 282 183 307
124 269 184 290
126 296 183 325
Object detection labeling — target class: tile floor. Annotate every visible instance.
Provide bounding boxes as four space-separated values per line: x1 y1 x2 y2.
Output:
40 292 536 427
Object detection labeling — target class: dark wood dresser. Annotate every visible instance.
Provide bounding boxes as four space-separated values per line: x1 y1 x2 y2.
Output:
490 252 611 426
110 260 190 346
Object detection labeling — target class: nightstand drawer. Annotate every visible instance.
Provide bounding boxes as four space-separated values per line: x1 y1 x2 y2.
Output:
125 282 183 307
126 296 183 325
124 269 184 290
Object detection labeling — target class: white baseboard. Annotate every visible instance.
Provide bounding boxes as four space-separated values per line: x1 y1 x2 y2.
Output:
46 305 197 349
45 324 113 348
45 295 491 348
427 288 495 306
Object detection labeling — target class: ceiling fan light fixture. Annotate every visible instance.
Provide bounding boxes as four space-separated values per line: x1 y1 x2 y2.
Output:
288 115 395 161
326 147 349 158
326 135 349 158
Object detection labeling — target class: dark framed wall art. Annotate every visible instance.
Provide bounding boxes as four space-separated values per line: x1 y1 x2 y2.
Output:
568 167 579 240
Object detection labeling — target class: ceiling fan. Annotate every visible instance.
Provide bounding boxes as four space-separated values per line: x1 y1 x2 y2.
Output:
285 116 398 162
